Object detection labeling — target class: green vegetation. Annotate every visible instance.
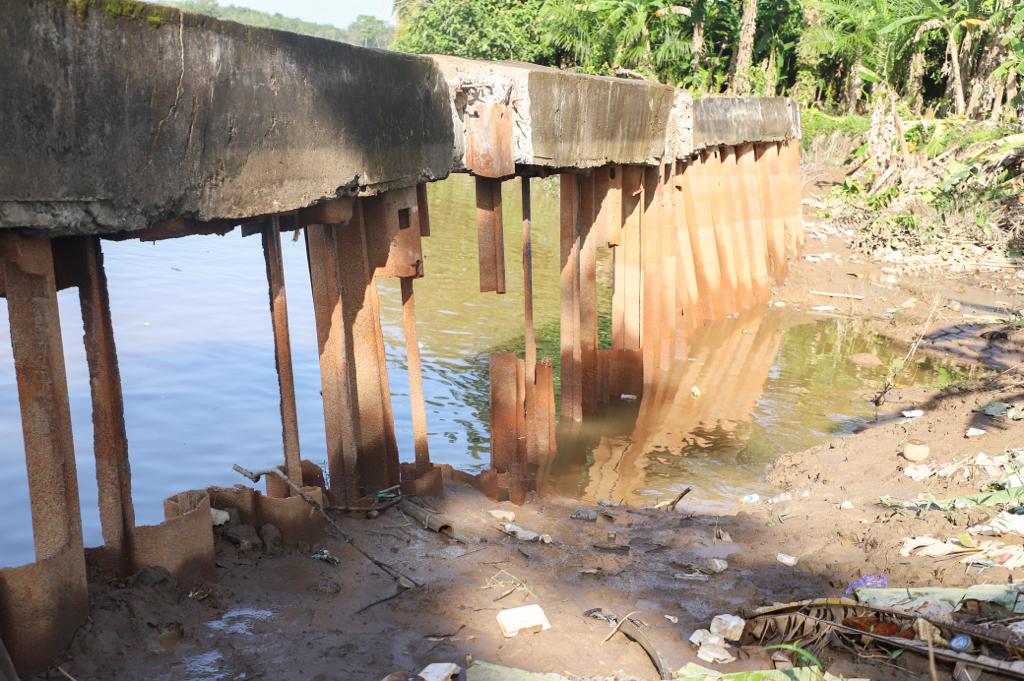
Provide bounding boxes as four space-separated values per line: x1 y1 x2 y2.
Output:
393 0 1022 121
166 1 394 47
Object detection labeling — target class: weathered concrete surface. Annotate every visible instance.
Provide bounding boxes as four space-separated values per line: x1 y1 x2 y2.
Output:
692 97 801 150
0 1 454 234
0 1 800 236
430 56 686 172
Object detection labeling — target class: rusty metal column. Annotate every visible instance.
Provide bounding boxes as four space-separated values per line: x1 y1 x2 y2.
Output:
304 225 360 504
476 177 506 294
559 173 582 422
75 236 134 568
755 143 788 281
2 233 84 560
261 218 303 487
579 173 598 416
736 143 771 303
400 277 430 474
521 176 540 463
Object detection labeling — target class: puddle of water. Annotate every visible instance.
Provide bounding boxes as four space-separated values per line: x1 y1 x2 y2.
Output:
537 306 978 511
205 608 274 635
0 173 974 564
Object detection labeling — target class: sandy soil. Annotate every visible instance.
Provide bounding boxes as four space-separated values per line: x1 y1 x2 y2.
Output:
31 183 1024 681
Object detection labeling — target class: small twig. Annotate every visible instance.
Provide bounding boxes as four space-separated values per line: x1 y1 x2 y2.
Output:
602 610 641 643
927 636 939 681
872 295 941 406
809 290 864 300
232 464 420 588
57 667 80 681
667 487 691 511
355 588 411 615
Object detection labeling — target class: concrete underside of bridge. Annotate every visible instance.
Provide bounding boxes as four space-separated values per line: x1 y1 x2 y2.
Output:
0 2 805 676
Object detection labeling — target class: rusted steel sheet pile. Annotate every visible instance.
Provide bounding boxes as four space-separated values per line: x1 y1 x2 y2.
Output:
0 1 802 675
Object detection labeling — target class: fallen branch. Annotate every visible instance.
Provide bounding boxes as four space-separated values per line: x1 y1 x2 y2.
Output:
809 290 865 300
232 464 419 588
872 295 941 407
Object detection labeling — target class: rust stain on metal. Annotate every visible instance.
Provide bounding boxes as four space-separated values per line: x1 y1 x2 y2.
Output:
262 218 304 489
401 277 432 475
304 224 360 505
475 176 507 293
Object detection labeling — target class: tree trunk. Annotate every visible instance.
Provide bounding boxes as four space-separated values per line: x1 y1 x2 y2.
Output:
907 49 925 114
691 9 705 78
966 37 1005 119
845 59 863 114
947 31 967 115
728 0 758 95
764 49 777 96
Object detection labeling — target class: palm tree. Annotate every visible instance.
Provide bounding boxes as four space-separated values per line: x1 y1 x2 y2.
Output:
727 0 758 94
540 0 692 83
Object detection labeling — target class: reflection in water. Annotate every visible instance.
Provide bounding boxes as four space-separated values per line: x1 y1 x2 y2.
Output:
0 173 971 566
537 306 973 511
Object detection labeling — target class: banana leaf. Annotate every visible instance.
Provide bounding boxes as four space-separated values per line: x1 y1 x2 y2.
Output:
740 598 1024 679
880 487 1024 512
675 663 826 680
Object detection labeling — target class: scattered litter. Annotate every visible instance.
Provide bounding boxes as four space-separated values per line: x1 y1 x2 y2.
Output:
674 571 710 582
488 509 516 522
766 492 792 505
499 523 551 543
689 629 736 664
966 427 987 438
715 528 733 543
776 553 798 567
900 535 1024 569
845 574 888 594
883 486 1024 512
592 541 629 553
664 614 679 624
676 663 835 680
839 500 854 510
980 401 1012 418
691 385 702 398
902 439 930 462
210 508 230 526
950 634 972 652
585 609 671 679
570 508 597 522
904 463 934 481
810 305 836 312
967 511 1024 537
620 393 638 402
596 499 618 508
497 604 550 637
902 409 925 418
706 558 729 574
740 494 761 504
418 662 461 681
710 614 745 641
311 548 341 566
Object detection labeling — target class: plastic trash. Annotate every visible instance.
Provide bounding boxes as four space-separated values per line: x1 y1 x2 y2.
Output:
706 558 729 574
950 634 971 651
691 385 702 398
487 509 516 522
496 604 551 637
570 508 598 521
740 494 761 504
710 614 746 641
902 409 924 418
766 492 792 505
839 500 854 510
674 571 710 582
777 553 798 567
846 574 888 593
499 523 551 543
965 427 987 438
311 548 341 566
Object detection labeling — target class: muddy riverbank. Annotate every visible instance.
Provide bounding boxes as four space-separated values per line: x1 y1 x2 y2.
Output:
28 191 1024 681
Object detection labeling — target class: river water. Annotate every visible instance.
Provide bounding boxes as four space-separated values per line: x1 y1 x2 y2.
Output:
0 174 968 566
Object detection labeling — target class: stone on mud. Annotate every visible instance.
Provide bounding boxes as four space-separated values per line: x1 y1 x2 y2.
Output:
259 524 284 556
222 524 261 552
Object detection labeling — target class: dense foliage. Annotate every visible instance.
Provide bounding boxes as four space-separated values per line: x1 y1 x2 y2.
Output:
168 1 394 48
394 0 1022 120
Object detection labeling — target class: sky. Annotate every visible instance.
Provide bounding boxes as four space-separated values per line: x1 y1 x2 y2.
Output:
223 0 394 27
